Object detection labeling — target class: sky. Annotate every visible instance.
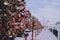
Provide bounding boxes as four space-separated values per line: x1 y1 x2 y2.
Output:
25 0 60 25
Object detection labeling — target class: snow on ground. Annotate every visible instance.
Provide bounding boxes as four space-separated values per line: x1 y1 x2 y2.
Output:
15 28 57 40
35 28 57 40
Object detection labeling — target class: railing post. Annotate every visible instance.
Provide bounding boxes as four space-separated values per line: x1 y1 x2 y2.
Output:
32 17 34 40
25 36 27 40
32 30 34 40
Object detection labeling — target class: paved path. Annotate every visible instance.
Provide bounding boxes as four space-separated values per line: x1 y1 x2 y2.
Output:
15 28 57 40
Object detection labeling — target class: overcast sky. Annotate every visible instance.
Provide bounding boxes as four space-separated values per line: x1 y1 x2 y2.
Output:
25 0 60 24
